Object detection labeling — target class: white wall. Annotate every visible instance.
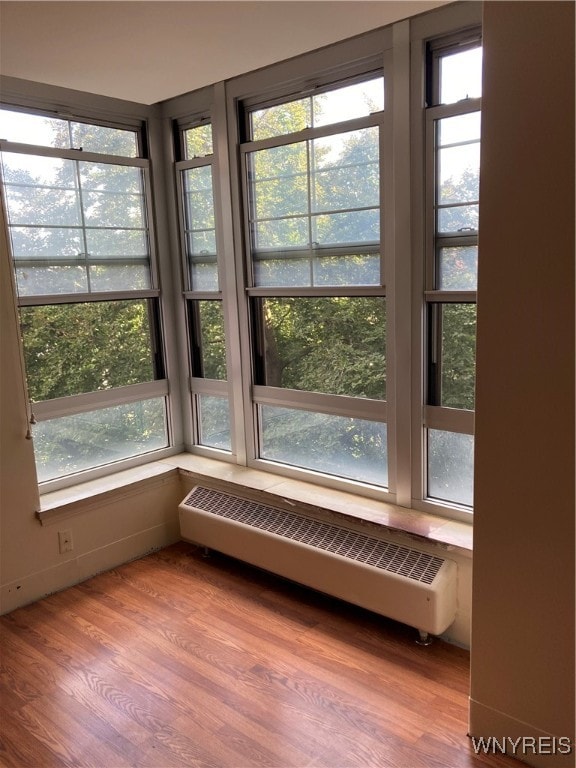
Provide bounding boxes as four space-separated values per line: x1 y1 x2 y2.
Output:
469 3 575 766
0 204 182 614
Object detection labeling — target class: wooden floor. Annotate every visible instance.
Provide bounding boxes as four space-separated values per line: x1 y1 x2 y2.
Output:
0 542 519 768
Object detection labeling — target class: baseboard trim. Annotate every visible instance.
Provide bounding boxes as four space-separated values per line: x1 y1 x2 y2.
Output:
0 522 180 615
468 699 575 768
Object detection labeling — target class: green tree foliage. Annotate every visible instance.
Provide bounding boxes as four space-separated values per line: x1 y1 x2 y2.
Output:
440 303 476 410
260 297 385 399
5 101 478 484
250 106 385 411
33 399 167 482
184 124 213 158
196 300 227 380
20 301 155 402
261 406 387 485
251 97 311 141
2 117 164 479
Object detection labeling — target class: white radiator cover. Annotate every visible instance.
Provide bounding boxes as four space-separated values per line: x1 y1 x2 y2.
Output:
179 486 457 636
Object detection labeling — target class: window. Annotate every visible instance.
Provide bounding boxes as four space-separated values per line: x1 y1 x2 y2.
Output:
0 108 169 485
176 120 232 452
167 18 482 519
423 35 482 507
1 7 482 519
242 76 388 486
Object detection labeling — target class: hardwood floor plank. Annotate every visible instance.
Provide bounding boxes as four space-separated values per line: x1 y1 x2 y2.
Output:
60 580 316 765
0 543 521 768
0 708 67 768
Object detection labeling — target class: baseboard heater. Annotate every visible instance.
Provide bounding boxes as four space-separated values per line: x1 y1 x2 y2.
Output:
179 486 457 640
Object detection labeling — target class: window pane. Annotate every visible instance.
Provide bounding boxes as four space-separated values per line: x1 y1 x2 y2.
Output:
436 115 480 233
314 252 380 287
14 265 87 296
9 225 84 261
190 260 219 292
14 254 150 296
438 144 480 205
312 209 379 246
250 75 383 140
440 304 476 410
253 256 311 288
80 163 146 228
0 108 138 156
88 264 150 292
439 47 482 104
312 77 384 128
437 203 478 234
20 300 157 401
33 399 168 483
253 217 309 251
250 97 311 141
184 124 213 158
86 228 149 257
2 154 79 225
197 395 231 451
71 122 138 156
248 127 380 287
0 109 70 148
251 143 308 220
191 301 227 380
428 429 474 507
183 166 215 229
260 405 387 487
311 128 379 212
438 112 481 146
2 153 151 294
438 246 477 290
182 165 218 291
257 297 385 399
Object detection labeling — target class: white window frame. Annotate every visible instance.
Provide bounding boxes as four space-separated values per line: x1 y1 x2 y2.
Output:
162 4 482 520
0 96 181 492
239 83 389 495
0 2 483 515
410 6 482 520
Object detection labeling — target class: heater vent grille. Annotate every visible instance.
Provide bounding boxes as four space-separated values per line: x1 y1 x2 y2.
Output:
183 486 444 585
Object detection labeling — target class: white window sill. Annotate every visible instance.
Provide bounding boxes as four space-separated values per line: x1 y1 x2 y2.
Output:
38 461 179 525
38 453 472 554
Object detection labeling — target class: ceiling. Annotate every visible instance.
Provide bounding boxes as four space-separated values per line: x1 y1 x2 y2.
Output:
0 1 449 104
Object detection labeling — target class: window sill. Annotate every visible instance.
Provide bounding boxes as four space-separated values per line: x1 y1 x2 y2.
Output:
37 461 179 525
163 454 473 554
38 453 472 554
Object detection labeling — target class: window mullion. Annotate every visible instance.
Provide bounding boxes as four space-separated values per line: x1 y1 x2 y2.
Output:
387 21 412 506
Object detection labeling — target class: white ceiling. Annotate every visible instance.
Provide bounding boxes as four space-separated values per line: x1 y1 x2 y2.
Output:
0 1 449 104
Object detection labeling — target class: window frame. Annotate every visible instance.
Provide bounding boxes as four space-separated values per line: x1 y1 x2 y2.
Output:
1 2 483 515
174 112 236 456
164 8 482 518
0 102 178 491
238 71 391 494
410 16 482 518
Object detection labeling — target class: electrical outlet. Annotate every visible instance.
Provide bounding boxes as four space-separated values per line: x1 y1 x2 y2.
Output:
58 530 73 554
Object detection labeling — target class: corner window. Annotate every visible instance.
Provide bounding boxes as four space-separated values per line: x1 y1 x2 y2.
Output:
424 35 481 508
175 119 232 454
0 108 169 485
